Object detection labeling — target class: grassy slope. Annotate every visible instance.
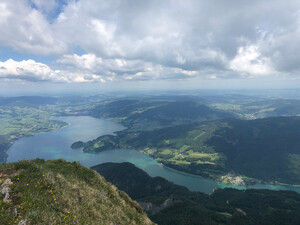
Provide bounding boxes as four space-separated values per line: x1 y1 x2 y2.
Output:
93 162 300 225
0 159 153 225
79 116 300 185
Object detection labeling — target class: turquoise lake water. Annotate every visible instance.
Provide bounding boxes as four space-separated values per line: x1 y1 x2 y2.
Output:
6 116 300 194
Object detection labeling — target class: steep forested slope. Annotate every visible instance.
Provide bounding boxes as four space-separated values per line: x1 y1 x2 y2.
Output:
93 162 300 225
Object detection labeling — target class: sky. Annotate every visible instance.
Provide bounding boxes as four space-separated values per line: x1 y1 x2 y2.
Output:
1 0 300 94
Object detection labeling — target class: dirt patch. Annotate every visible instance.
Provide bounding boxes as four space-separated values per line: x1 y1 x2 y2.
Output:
0 168 19 178
218 212 232 217
236 208 247 216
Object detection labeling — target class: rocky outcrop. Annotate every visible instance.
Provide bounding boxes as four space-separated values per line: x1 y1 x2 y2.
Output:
1 178 13 203
138 197 181 215
0 168 18 178
18 219 27 225
236 208 247 216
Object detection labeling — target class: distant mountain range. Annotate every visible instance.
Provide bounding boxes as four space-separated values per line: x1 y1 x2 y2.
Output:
90 100 233 130
0 96 58 106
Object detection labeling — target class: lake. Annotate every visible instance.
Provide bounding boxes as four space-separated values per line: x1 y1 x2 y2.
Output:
6 116 300 194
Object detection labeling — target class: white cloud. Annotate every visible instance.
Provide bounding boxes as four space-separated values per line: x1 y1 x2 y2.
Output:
57 54 102 70
0 59 105 83
229 45 275 77
0 0 66 55
0 3 11 25
55 53 203 81
1 0 300 83
0 53 209 83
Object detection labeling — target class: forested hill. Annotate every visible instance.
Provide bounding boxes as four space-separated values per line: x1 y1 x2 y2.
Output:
93 162 300 225
78 116 300 185
90 100 233 130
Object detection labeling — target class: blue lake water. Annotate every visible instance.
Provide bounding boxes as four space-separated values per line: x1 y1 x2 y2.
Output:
6 116 300 194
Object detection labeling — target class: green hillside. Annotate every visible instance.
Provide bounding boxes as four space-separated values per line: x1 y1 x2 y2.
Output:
90 100 233 130
0 159 153 225
93 162 300 225
77 116 300 185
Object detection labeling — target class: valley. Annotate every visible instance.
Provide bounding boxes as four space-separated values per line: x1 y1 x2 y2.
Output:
3 1 300 224
71 97 300 186
2 93 300 225
2 94 300 188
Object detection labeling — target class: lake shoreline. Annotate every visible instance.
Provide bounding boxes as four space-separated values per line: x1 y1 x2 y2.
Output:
6 115 300 194
137 149 300 189
1 116 69 164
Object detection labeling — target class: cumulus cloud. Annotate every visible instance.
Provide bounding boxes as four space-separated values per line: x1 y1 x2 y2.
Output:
55 53 201 81
229 45 275 77
0 59 105 83
0 53 203 83
1 0 300 83
0 0 66 55
52 0 300 73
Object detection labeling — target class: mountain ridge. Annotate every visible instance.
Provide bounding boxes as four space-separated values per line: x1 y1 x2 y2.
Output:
0 159 153 225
